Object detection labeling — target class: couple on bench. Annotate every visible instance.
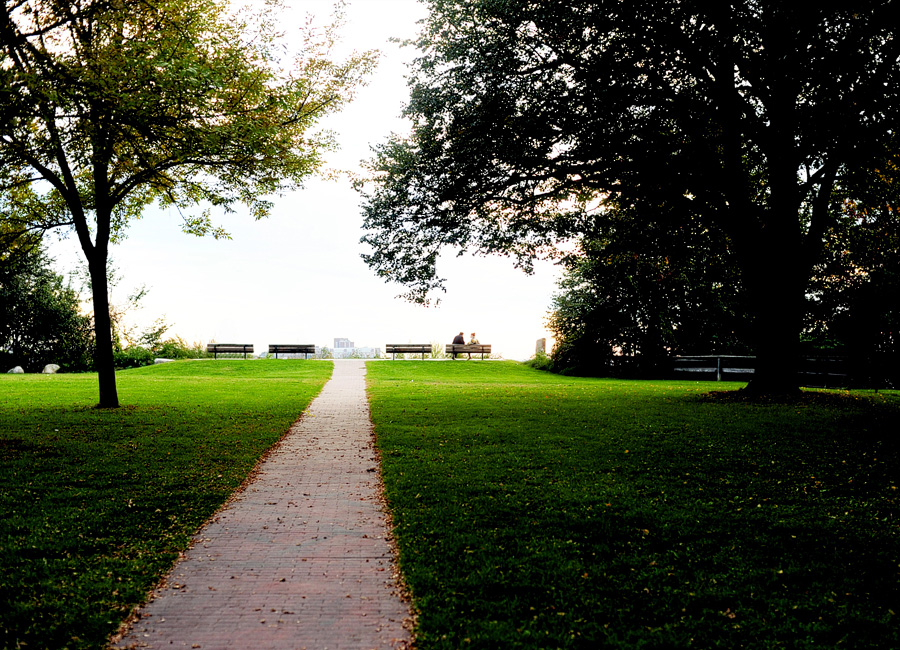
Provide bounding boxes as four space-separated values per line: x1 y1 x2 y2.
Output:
451 332 479 359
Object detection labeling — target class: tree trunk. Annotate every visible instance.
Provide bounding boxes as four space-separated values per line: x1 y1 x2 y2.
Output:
87 253 119 409
741 246 803 396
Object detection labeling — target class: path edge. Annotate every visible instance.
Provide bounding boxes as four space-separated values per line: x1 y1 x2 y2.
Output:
363 360 419 645
108 361 337 647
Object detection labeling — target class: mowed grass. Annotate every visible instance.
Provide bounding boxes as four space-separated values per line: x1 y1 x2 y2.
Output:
0 360 332 649
366 361 900 649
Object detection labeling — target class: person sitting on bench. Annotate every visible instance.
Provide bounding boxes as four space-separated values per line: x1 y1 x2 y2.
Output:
451 331 464 359
467 333 479 359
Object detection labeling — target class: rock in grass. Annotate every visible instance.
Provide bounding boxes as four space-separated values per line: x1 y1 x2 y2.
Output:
42 364 60 374
7 366 24 374
153 358 175 364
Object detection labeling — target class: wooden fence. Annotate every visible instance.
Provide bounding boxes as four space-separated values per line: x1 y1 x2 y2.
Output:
671 355 895 389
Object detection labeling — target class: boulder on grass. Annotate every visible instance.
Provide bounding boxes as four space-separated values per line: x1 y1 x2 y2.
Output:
42 364 61 374
7 366 24 374
153 358 174 364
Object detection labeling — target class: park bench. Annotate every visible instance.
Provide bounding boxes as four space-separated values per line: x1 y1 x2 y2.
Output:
446 343 492 359
268 344 316 359
207 343 254 359
385 343 431 360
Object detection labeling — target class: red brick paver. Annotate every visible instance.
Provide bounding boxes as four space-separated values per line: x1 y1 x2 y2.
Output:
113 360 412 650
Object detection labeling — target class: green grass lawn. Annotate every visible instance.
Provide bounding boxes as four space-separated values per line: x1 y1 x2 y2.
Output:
365 361 900 649
0 360 332 649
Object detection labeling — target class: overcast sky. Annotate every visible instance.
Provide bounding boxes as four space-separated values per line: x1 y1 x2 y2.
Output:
47 0 562 361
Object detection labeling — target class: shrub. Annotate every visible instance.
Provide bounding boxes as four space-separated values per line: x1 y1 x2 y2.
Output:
113 346 154 369
523 350 553 371
113 335 212 369
430 342 450 359
155 336 210 360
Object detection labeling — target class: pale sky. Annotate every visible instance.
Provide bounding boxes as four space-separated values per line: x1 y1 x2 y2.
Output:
47 0 561 361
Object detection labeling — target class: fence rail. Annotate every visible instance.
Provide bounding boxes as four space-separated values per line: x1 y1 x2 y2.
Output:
670 355 894 389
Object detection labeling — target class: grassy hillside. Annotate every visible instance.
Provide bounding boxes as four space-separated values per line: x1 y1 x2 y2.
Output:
0 360 332 649
366 361 900 649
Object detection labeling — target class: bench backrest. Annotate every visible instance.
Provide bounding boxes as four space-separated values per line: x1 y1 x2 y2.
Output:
268 344 316 359
207 343 254 359
385 344 431 359
445 344 491 359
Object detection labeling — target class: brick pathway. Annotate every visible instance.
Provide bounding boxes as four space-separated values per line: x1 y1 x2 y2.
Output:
113 360 412 650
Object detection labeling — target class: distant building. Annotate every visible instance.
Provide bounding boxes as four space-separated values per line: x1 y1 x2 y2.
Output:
329 338 381 359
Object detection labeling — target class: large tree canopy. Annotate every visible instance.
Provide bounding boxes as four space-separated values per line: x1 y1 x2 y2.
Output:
548 207 750 376
1 0 376 406
359 0 900 393
548 193 900 382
